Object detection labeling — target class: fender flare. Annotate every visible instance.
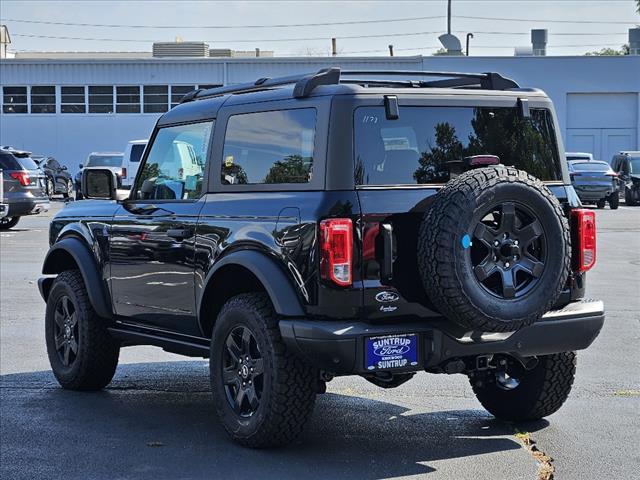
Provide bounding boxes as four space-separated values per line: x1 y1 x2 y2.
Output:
40 236 113 319
198 250 305 319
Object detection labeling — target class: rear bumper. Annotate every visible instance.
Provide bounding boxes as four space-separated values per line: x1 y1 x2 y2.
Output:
5 199 50 217
280 299 605 375
574 186 615 201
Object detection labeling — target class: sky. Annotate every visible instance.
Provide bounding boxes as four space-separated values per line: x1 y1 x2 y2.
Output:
0 0 638 57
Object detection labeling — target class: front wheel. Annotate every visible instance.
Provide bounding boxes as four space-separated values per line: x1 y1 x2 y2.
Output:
45 270 120 390
210 293 317 448
0 216 20 230
596 198 606 209
470 352 576 421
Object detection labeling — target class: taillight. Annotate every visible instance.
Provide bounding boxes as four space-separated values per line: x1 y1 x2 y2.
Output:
572 209 596 272
10 171 30 186
320 218 353 286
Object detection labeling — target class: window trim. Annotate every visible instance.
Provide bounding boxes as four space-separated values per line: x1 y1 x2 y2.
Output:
1 85 29 114
127 119 215 203
210 99 329 193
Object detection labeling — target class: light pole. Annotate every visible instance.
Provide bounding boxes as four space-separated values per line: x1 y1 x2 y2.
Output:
466 33 474 56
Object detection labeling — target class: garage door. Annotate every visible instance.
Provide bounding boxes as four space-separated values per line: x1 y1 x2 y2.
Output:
566 93 638 163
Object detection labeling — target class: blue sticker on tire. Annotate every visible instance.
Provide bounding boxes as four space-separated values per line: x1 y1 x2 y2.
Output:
365 333 418 371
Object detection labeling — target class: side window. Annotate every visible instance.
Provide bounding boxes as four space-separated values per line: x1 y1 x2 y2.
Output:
221 109 316 185
130 144 145 163
134 121 212 200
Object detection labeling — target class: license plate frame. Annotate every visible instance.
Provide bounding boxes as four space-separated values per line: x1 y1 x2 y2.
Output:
365 333 419 371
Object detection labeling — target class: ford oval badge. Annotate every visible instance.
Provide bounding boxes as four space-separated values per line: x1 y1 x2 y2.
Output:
375 291 400 303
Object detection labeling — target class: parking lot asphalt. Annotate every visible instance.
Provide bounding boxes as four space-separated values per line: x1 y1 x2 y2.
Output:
1 200 639 480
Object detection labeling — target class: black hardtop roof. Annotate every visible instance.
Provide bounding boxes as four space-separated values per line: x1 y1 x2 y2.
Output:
158 67 548 126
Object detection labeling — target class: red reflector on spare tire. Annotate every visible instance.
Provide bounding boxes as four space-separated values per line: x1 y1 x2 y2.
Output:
571 209 596 272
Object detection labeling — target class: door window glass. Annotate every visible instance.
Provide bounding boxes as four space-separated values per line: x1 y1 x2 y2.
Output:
135 122 212 200
221 109 316 185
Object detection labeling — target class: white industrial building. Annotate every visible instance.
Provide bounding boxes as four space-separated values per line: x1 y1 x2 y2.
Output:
1 36 639 172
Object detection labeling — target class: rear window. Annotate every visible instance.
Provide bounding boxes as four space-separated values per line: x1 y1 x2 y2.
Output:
16 156 40 170
86 155 124 167
0 153 22 170
355 106 561 185
569 162 610 172
629 157 640 174
130 144 146 163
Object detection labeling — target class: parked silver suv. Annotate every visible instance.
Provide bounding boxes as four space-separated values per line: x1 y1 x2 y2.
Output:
0 148 50 230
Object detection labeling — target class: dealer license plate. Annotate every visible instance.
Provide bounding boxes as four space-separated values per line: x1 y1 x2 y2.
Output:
365 333 419 371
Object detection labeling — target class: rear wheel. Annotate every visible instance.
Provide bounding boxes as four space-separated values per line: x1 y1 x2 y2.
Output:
471 352 576 421
47 178 55 198
0 216 20 230
418 166 570 332
596 198 606 209
62 180 73 199
210 293 317 448
608 193 619 210
45 270 120 390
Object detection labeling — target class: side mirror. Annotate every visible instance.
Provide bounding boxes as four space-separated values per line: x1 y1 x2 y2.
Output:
81 168 121 200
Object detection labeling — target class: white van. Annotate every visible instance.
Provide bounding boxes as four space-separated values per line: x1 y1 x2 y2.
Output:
122 139 148 186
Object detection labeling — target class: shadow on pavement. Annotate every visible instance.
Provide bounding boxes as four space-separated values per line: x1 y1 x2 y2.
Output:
1 361 547 479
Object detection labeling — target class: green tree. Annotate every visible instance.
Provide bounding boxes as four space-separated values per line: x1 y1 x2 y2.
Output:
414 123 463 183
585 45 630 56
264 154 311 184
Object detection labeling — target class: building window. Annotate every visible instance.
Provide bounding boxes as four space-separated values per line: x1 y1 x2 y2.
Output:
2 86 27 113
170 85 195 108
30 86 56 113
143 85 168 113
221 109 316 185
61 86 86 113
89 86 114 113
116 86 141 113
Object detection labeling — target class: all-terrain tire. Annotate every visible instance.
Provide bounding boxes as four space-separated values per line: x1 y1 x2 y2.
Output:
418 166 571 332
471 352 577 421
210 293 318 448
608 193 619 210
625 188 637 206
45 270 120 390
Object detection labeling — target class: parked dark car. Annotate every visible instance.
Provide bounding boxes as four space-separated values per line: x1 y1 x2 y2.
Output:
0 148 49 229
39 68 604 448
32 155 73 199
75 152 124 199
610 151 640 206
568 160 619 209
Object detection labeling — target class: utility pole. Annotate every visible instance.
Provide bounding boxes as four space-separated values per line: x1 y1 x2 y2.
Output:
331 38 337 56
388 45 394 56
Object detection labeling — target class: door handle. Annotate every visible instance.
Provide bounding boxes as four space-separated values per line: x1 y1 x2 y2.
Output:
380 223 394 281
167 227 192 240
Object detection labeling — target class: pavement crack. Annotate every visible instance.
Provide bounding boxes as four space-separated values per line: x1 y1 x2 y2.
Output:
515 430 555 480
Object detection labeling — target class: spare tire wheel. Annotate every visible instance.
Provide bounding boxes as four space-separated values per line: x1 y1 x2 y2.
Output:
418 166 570 333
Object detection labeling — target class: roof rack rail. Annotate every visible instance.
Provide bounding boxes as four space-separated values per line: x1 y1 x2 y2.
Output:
181 67 341 103
180 67 519 104
341 70 519 90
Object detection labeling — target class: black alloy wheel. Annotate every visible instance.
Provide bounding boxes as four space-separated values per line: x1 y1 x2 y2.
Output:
470 201 546 300
222 326 264 417
53 295 79 367
0 216 20 229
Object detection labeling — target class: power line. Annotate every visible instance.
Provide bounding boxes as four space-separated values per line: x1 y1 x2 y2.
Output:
10 30 628 45
0 15 445 29
457 15 637 25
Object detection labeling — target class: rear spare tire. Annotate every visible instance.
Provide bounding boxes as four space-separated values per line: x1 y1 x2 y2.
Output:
418 166 570 332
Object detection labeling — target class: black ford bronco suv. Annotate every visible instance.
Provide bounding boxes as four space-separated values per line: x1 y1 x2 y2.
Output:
39 68 604 448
